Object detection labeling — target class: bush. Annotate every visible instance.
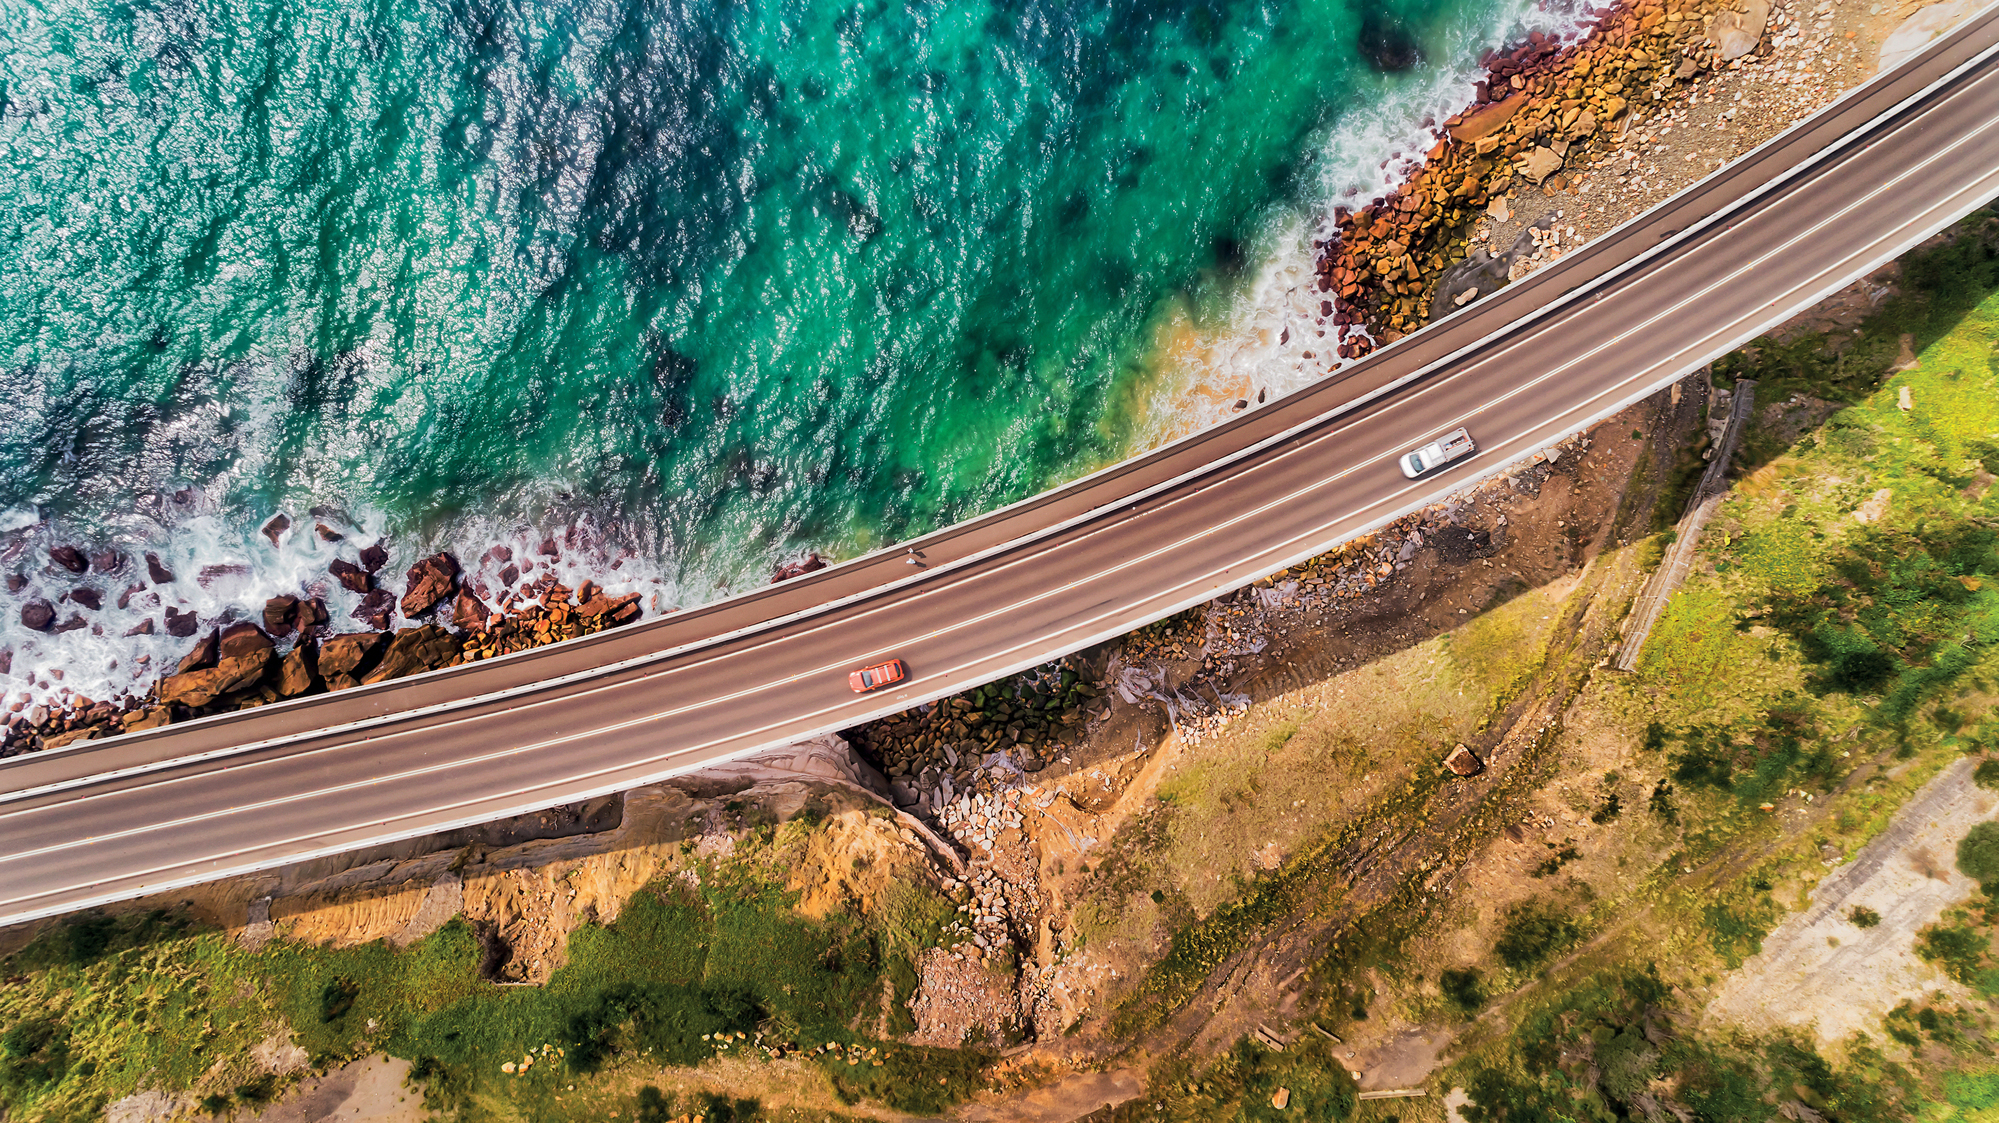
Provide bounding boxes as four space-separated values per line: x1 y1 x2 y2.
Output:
62 914 119 966
819 1043 989 1114
1959 821 1999 889
1673 739 1735 790
1826 649 1897 694
1915 922 1992 987
1849 906 1881 929
318 977 360 1024
1974 757 1999 790
1440 968 1485 1016
634 1086 676 1123
1649 781 1678 824
1596 1026 1661 1106
0 1018 69 1097
1495 902 1580 974
563 982 762 1072
1705 896 1783 969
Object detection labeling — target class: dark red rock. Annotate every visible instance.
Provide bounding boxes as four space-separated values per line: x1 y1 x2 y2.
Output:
361 625 459 684
261 513 291 546
67 588 103 611
318 631 387 677
263 595 300 636
210 624 275 696
483 545 514 564
359 542 389 572
176 630 220 674
160 647 265 705
452 588 490 631
578 591 642 620
117 584 144 609
497 564 519 587
49 545 87 574
298 597 330 631
399 553 461 617
5 574 23 593
55 614 88 633
0 650 9 676
329 559 373 594
145 553 175 584
90 549 125 574
20 601 55 632
164 606 200 638
315 522 345 542
352 588 395 630
124 618 156 637
123 707 171 732
772 553 828 583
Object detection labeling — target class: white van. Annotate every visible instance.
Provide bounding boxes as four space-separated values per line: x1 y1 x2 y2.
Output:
1399 428 1477 479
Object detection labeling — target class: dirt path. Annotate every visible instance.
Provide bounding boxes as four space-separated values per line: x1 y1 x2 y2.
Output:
1127 399 1677 1074
1704 756 1997 1044
950 1070 1146 1123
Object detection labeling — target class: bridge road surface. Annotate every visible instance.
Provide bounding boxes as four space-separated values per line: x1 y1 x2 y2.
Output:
7 10 1999 926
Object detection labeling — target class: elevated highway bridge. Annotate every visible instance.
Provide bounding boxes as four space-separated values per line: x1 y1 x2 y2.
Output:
7 7 1999 926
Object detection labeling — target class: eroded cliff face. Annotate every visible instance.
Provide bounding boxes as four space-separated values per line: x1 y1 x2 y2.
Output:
0 738 956 979
228 733 1156 1030
260 783 956 984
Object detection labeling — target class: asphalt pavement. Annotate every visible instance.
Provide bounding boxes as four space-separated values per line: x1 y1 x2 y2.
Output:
6 8 1999 927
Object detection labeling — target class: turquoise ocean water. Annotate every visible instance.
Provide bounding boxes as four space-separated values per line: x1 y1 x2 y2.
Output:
0 0 1571 701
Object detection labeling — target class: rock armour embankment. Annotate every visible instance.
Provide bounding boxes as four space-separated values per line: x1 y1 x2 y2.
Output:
1320 0 1745 351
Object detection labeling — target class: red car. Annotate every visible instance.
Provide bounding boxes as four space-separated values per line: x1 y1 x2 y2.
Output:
849 658 907 693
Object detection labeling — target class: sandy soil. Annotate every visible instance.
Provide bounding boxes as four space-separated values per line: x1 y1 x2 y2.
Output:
953 1069 1145 1123
227 1056 423 1123
1704 755 1998 1045
106 1057 422 1123
1355 1027 1456 1093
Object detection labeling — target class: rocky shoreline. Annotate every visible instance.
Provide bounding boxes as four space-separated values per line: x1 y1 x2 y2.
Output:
1320 0 1758 350
2 542 648 757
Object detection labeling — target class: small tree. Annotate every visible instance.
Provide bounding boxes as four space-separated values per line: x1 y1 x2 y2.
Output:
1957 821 1999 890
1972 757 1999 791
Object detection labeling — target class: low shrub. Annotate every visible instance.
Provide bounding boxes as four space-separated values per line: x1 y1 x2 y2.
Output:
1958 821 1999 889
1494 901 1580 974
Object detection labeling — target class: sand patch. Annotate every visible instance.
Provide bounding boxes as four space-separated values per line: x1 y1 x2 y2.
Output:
227 1055 422 1123
1704 756 1997 1046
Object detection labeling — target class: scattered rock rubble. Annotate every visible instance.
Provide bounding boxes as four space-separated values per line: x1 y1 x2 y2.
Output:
1060 435 1579 750
2 556 645 756
845 659 1112 817
845 427 1598 1047
1320 0 1770 348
